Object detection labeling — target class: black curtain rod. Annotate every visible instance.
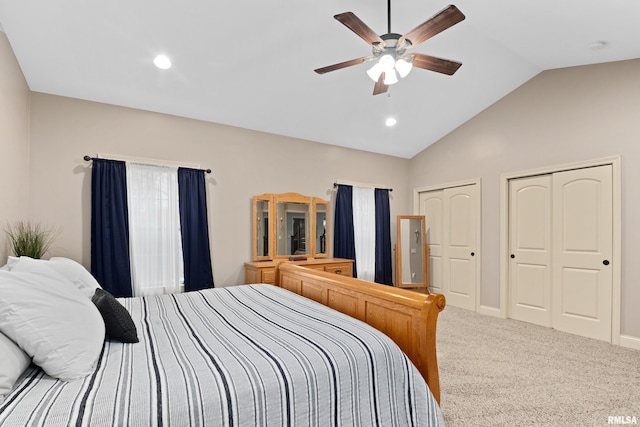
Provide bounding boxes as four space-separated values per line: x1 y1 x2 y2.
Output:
84 155 211 174
333 182 393 192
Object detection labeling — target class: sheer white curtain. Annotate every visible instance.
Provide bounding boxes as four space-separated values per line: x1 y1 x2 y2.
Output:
353 186 376 281
126 163 183 297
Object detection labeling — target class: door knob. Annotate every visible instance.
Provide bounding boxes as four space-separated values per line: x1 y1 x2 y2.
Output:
510 254 515 259
603 260 610 266
470 252 475 256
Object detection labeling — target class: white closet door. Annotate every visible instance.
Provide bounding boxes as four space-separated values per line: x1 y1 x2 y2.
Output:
552 165 613 341
419 190 444 294
443 185 478 310
508 175 552 326
419 184 478 309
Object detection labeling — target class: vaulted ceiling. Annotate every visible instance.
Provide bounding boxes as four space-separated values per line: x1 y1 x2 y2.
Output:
1 1 638 158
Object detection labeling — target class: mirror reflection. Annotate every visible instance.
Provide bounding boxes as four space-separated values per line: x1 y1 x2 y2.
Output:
276 201 310 257
400 218 424 284
396 215 428 289
315 203 328 256
255 199 270 257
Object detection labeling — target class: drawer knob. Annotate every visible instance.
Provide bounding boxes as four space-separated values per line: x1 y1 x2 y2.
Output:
335 269 342 274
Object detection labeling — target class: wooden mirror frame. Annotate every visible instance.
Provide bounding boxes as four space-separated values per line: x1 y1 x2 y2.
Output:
395 215 429 289
252 193 330 261
252 194 275 261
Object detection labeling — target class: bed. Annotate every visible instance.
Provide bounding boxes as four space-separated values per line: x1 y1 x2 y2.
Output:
0 258 445 426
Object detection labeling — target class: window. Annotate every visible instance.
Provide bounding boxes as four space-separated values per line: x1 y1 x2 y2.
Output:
126 163 183 296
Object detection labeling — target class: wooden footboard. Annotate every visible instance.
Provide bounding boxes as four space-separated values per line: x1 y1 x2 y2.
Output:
277 263 446 404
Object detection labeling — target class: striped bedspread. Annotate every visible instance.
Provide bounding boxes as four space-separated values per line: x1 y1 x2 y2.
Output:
0 285 444 426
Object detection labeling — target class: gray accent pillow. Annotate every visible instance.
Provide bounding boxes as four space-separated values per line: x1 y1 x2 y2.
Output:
91 289 139 343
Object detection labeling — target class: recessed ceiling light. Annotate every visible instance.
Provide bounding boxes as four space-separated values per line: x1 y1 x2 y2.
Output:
153 55 172 70
385 117 397 127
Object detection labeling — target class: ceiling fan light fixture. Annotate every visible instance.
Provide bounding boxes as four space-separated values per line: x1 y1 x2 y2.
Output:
379 54 396 72
367 63 383 82
395 57 413 78
383 69 399 85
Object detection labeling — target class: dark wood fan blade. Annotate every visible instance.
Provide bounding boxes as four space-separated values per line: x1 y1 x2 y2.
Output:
314 56 372 74
411 53 462 75
373 73 388 95
400 5 465 47
334 12 385 46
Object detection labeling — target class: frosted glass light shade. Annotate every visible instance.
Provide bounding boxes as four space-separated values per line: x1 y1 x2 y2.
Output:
379 54 395 72
395 57 413 78
367 63 383 82
383 70 398 85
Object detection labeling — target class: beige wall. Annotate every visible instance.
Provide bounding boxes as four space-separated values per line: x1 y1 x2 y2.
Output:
409 59 640 339
0 32 30 262
28 93 411 286
7 28 639 341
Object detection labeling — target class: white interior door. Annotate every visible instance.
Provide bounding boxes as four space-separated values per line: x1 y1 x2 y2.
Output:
508 175 552 327
419 183 478 310
419 190 443 294
552 165 613 341
443 185 478 310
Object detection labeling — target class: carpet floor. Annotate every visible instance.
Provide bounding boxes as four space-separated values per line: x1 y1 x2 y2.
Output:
436 306 640 427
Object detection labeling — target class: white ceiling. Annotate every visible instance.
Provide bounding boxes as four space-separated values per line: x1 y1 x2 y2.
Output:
1 1 639 158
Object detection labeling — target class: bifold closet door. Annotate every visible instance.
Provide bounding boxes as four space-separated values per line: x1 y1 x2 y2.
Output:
508 165 613 341
443 185 478 310
419 184 478 310
508 175 553 327
551 165 612 341
419 190 444 294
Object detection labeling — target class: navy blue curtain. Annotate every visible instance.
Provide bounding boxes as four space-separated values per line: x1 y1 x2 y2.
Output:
178 168 215 291
374 189 393 285
90 159 133 298
333 185 357 277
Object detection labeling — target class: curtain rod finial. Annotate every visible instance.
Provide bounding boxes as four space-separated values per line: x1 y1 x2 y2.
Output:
84 155 93 161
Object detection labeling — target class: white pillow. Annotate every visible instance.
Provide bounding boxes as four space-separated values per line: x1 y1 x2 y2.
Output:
0 268 105 381
49 257 102 298
0 332 31 404
4 256 19 270
6 256 101 298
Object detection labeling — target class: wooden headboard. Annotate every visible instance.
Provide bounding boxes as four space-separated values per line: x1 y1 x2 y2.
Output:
276 263 446 403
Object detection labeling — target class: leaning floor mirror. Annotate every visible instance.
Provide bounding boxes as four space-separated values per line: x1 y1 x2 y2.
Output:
395 215 429 290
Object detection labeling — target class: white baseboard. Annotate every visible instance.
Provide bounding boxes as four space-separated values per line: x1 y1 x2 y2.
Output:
619 334 640 350
477 305 503 318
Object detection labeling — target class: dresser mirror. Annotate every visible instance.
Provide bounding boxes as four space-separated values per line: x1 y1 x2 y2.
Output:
252 193 329 261
395 215 429 289
276 198 310 257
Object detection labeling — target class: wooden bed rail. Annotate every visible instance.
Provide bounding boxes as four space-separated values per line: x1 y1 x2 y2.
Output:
276 263 446 404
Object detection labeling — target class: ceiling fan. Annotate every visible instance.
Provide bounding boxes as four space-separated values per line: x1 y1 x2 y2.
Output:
314 2 465 95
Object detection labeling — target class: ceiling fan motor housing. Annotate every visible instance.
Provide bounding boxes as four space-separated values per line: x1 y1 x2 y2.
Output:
373 33 411 57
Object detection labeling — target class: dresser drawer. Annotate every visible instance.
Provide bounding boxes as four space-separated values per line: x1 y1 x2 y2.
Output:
261 269 276 284
324 263 352 276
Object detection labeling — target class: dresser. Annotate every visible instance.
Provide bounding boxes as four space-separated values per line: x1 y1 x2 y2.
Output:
244 258 354 285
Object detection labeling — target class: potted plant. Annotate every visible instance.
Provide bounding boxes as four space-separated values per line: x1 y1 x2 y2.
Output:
5 221 59 259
